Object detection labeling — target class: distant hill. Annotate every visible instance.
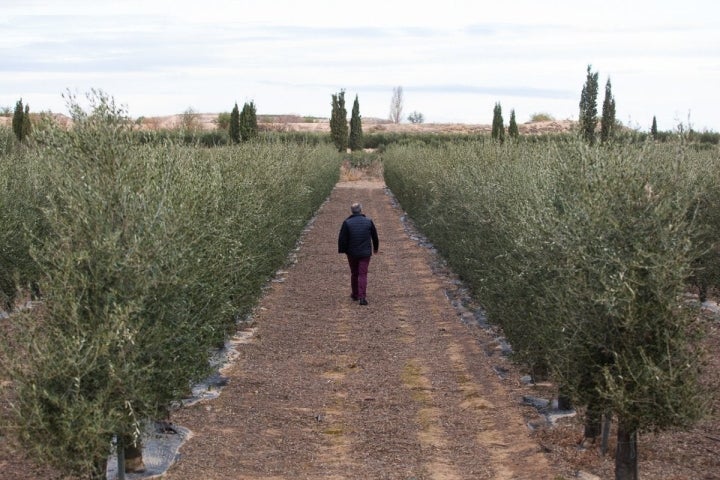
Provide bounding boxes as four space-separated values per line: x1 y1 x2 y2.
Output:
0 113 576 135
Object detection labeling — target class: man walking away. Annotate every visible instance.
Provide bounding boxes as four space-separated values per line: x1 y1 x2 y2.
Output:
338 203 379 305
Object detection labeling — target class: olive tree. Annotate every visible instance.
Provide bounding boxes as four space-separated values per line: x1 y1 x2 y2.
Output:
383 140 715 480
3 91 228 477
546 144 708 479
0 133 45 310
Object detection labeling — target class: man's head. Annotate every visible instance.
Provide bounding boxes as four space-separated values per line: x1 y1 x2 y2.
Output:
351 203 362 214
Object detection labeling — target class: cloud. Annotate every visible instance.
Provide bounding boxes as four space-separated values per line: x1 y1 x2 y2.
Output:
1 1 718 129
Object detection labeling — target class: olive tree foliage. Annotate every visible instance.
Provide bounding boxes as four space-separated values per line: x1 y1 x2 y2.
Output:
0 127 46 310
349 94 363 151
330 89 348 152
389 86 404 124
579 65 599 144
3 91 223 477
229 102 241 143
383 140 716 480
1 90 342 478
600 78 616 143
545 145 710 479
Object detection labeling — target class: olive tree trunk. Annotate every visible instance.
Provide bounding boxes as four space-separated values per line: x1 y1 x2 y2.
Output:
615 423 639 480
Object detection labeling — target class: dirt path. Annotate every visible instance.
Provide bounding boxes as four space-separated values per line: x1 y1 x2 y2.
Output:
164 179 556 480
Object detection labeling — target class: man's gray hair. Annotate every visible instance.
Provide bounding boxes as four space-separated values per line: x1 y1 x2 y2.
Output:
351 203 362 214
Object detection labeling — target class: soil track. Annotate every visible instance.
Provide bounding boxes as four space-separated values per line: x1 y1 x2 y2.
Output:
164 179 556 479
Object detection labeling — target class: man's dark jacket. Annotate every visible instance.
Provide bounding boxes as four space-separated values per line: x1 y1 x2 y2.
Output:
338 213 379 258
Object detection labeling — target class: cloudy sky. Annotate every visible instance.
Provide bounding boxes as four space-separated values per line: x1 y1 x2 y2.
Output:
2 0 719 131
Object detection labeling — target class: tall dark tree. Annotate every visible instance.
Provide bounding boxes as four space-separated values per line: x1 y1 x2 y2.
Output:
491 102 505 143
600 78 616 143
579 65 599 145
229 103 240 143
651 116 658 140
508 109 519 139
349 95 363 151
22 104 32 141
12 99 25 142
330 90 348 152
239 101 258 141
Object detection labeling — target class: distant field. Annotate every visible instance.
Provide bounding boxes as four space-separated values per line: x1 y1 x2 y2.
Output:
0 112 576 135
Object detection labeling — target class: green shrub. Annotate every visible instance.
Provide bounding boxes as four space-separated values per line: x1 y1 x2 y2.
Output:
529 112 555 122
0 130 47 309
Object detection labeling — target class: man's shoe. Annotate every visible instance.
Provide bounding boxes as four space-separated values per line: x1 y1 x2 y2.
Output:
359 298 368 306
351 295 358 301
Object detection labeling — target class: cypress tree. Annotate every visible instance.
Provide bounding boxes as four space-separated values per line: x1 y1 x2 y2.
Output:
579 65 599 145
247 101 258 139
12 99 24 142
600 78 616 144
491 102 505 143
651 116 658 140
21 104 31 141
330 90 348 152
349 95 363 151
508 109 519 139
239 101 258 141
229 103 240 143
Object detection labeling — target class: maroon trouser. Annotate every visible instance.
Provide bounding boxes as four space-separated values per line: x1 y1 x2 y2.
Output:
346 255 371 299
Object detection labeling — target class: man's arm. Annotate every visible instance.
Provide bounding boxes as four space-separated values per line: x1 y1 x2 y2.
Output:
370 221 379 253
338 221 349 253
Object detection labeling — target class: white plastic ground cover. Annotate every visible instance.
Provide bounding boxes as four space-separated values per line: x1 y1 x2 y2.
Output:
181 326 258 407
106 422 192 480
104 325 258 478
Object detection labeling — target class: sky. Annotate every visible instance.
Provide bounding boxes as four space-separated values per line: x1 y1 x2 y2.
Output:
1 0 719 131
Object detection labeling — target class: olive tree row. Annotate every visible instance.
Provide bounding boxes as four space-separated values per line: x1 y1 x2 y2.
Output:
384 139 718 480
1 91 340 478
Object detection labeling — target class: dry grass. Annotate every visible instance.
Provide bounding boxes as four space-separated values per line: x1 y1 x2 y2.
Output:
339 158 384 182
